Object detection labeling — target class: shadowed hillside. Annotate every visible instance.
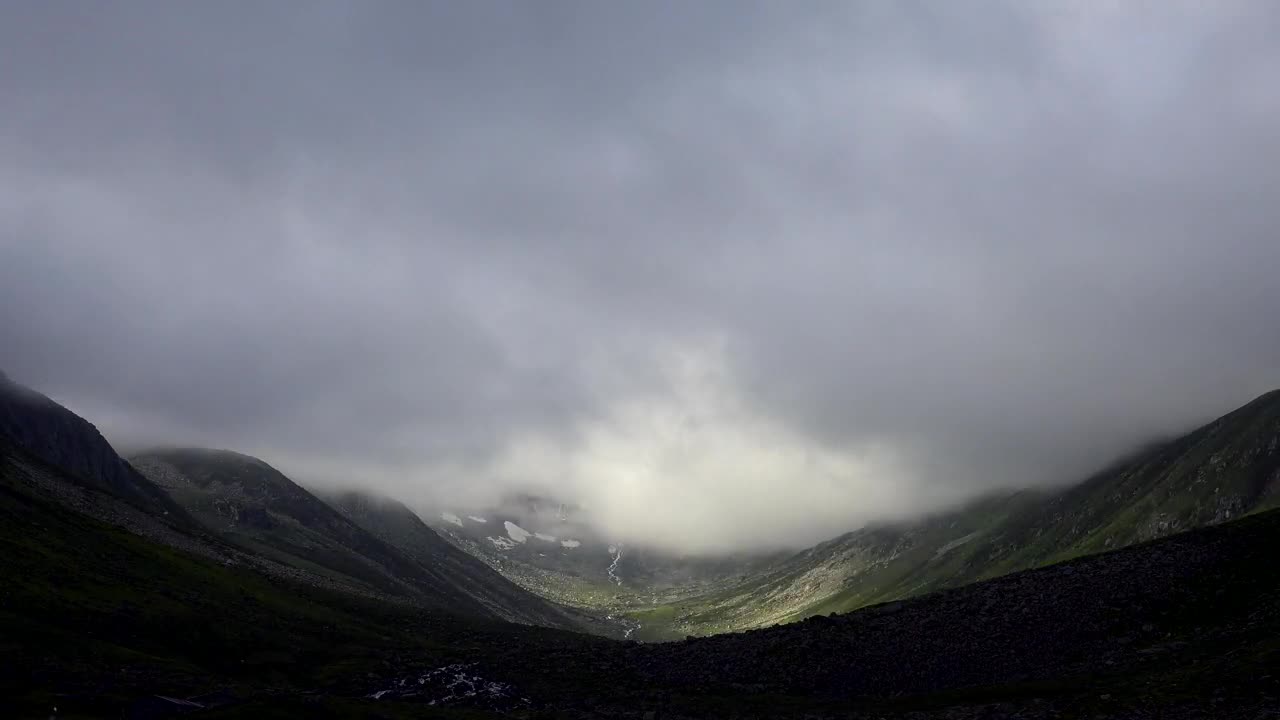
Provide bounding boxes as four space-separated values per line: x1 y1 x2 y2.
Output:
131 448 592 631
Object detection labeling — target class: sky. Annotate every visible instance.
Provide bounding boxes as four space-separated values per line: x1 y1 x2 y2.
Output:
2 1 1279 553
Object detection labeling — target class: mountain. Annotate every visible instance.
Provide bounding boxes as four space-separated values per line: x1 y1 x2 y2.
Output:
318 488 602 631
0 439 598 718
0 371 590 632
625 388 1280 638
0 371 189 521
131 448 588 630
5 429 1279 717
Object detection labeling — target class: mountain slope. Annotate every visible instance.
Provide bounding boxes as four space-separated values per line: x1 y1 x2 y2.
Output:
0 440 607 717
131 448 586 630
319 489 601 631
0 373 472 606
0 371 588 632
636 388 1280 638
133 448 439 599
433 494 779 593
629 504 1280 716
0 371 189 521
426 493 784 640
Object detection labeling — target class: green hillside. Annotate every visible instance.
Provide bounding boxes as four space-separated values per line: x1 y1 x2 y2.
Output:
624 389 1280 639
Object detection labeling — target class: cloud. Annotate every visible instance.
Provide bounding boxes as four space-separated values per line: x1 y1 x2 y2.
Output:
485 341 933 552
2 1 1278 551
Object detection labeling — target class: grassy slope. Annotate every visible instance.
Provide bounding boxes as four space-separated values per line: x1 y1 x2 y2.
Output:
134 449 438 599
628 389 1280 639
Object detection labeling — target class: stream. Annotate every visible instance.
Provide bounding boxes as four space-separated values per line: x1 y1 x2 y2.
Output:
605 545 640 639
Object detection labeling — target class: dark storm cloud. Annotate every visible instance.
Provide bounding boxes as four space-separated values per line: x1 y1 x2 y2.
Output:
2 1 1278 551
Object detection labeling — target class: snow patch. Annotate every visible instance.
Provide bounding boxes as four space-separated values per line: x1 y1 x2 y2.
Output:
467 515 487 523
934 531 982 559
533 532 557 542
488 536 517 550
504 521 531 543
440 512 463 527
560 539 581 548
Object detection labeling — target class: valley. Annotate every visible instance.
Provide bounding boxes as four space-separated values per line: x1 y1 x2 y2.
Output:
6 4 1280 717
422 493 786 641
420 390 1280 641
2 370 1279 718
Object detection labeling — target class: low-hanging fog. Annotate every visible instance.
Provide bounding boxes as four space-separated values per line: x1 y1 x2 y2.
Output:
2 2 1279 553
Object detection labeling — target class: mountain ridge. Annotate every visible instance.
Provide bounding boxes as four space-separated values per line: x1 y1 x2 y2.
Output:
0 373 192 522
0 370 590 632
318 486 606 631
131 446 591 631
